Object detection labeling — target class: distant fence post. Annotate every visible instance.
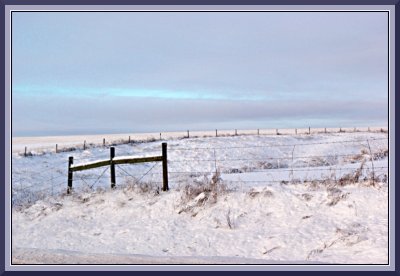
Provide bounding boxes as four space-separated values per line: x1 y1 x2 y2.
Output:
160 133 162 140
257 129 259 135
103 138 105 146
128 136 131 143
110 147 116 188
56 144 58 153
162 142 169 191
276 129 279 135
295 128 297 135
24 146 27 157
366 139 375 186
235 129 237 136
324 128 327 134
187 130 190 138
67 156 73 194
216 129 218 137
84 140 86 150
308 127 311 135
368 127 370 132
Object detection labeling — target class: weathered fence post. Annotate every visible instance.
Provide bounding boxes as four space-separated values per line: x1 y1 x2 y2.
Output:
366 139 375 186
324 128 327 134
162 142 169 191
67 156 73 194
56 144 58 153
308 127 311 135
84 140 86 150
103 138 105 146
24 146 27 157
235 129 237 136
216 129 218 137
187 130 190 138
295 128 297 135
128 136 131 143
110 147 116 188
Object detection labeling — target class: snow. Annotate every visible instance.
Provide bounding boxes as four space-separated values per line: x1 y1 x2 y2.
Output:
12 127 385 154
11 131 389 264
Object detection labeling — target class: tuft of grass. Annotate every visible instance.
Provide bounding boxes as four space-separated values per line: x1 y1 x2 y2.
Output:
326 187 350 206
178 170 230 214
247 187 273 199
247 189 260 198
372 149 388 161
337 160 365 186
300 193 313 201
122 178 160 196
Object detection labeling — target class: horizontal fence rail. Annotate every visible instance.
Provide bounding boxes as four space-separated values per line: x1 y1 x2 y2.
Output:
67 143 168 194
70 160 111 172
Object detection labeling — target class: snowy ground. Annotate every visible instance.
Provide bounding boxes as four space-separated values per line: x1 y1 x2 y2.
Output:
11 126 385 154
11 130 389 264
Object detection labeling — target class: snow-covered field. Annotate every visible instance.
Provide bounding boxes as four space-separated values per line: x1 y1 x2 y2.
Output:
11 130 389 265
11 126 384 154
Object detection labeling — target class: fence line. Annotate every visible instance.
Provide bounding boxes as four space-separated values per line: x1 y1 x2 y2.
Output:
16 127 388 157
116 164 161 182
12 163 388 194
167 153 382 162
168 137 388 151
221 178 385 184
13 139 388 181
75 165 386 177
164 166 388 174
12 136 389 208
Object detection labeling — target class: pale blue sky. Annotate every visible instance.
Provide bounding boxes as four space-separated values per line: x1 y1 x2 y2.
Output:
12 12 388 136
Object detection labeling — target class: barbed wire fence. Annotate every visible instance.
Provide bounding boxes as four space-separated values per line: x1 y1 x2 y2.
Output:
11 137 389 208
14 126 388 157
166 137 388 189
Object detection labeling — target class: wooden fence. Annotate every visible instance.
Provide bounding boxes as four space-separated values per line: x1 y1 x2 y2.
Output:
67 143 169 194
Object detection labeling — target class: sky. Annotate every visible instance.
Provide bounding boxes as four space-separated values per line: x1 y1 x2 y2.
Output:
12 11 388 137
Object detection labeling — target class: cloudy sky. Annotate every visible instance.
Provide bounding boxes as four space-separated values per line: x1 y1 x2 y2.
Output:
12 11 388 137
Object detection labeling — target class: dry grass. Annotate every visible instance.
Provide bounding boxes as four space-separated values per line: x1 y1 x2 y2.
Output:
122 178 160 195
326 187 350 206
307 222 369 260
247 187 273 198
337 160 366 186
226 208 235 229
178 170 231 214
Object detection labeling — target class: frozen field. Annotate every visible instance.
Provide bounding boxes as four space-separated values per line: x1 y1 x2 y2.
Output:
11 130 389 265
11 126 385 154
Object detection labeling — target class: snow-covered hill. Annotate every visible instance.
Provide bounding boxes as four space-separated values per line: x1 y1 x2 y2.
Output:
11 131 389 264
